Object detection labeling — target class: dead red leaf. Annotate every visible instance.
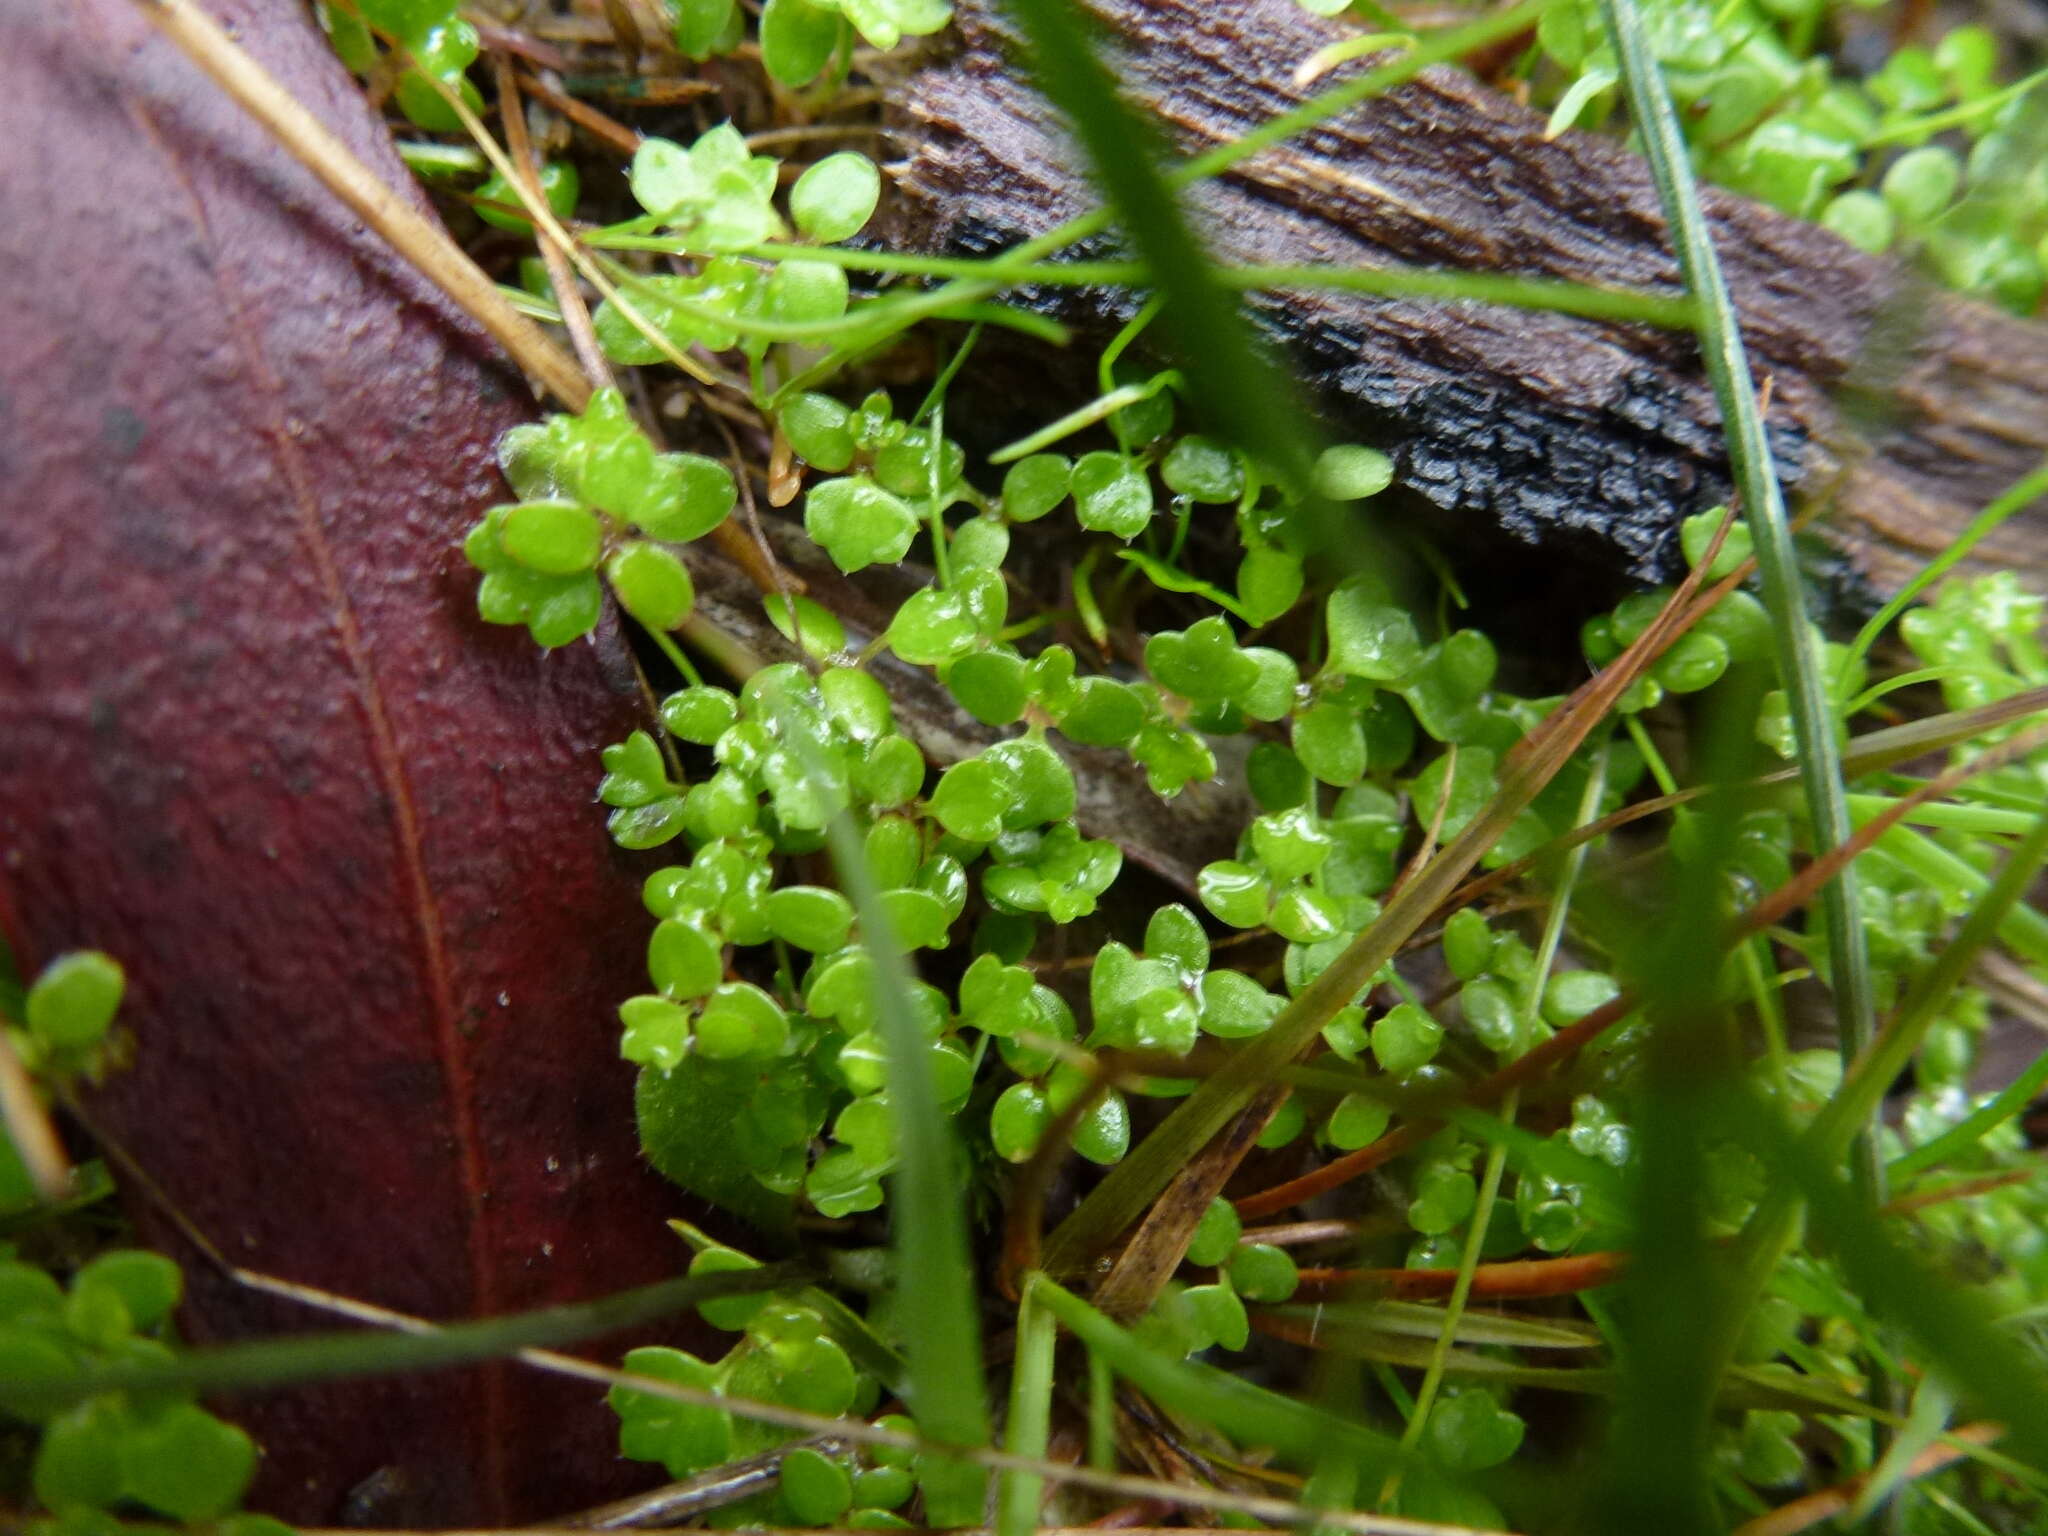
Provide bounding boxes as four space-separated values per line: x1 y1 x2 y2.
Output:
0 0 702 1523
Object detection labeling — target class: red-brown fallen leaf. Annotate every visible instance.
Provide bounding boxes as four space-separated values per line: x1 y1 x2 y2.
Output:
0 0 702 1524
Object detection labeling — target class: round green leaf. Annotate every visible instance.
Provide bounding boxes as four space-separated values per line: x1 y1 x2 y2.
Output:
1325 581 1422 680
762 258 849 328
760 0 841 85
1227 1243 1299 1302
1185 1196 1242 1266
696 982 789 1060
1311 443 1394 500
1198 969 1281 1039
73 1252 181 1333
929 757 1009 843
947 650 1029 726
33 1398 128 1511
649 919 723 1000
1327 1091 1391 1151
26 951 124 1051
1071 1088 1130 1165
765 886 856 952
660 686 739 744
782 1446 855 1523
1372 1002 1444 1075
781 392 856 471
1055 676 1145 747
674 0 740 56
791 153 882 243
118 1404 257 1522
1442 908 1493 981
608 541 695 630
499 499 603 575
1237 546 1303 624
1000 453 1071 522
853 734 926 808
1196 861 1270 929
627 454 737 543
806 476 919 573
1293 700 1367 786
990 1082 1050 1162
619 995 694 1071
1070 451 1153 539
1160 435 1244 502
888 586 980 666
691 1247 773 1331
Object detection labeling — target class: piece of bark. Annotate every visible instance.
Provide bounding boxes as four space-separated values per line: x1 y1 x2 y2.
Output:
891 0 2048 596
0 0 706 1524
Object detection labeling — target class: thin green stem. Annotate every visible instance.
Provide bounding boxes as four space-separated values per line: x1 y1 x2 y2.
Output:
998 1274 1057 1536
1087 1348 1116 1472
1386 744 1608 1504
990 374 1185 464
1892 1043 2048 1183
647 625 704 688
1847 458 2048 670
793 0 1561 392
1599 0 1881 1209
757 680 991 1518
1 1262 810 1414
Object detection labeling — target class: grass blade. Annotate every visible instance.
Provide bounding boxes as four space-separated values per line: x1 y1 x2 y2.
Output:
0 1262 810 1415
1732 1093 2048 1471
1032 1277 1403 1477
1596 0 1882 1205
759 680 991 1519
991 0 1329 539
998 1275 1058 1536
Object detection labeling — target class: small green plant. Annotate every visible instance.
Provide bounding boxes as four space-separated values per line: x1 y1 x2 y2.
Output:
1 951 283 1533
21 0 2043 1530
1530 0 2048 312
414 4 2048 1517
317 0 482 132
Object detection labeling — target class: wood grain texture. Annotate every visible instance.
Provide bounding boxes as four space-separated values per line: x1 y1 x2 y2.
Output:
0 0 701 1522
891 0 2048 596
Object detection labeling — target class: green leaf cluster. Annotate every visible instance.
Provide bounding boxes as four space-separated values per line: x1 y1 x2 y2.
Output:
1534 1 2048 311
0 1253 274 1529
464 389 734 647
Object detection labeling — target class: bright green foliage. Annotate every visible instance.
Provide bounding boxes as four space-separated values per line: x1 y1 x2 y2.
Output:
472 161 579 234
1 1252 256 1522
466 391 734 647
781 1446 855 1522
1532 3 2047 311
1070 452 1155 539
24 953 124 1056
1185 1197 1242 1266
1372 1001 1444 1075
808 477 920 573
317 0 480 132
1427 1390 1526 1473
631 125 783 251
1160 435 1244 503
1226 1242 1299 1302
1000 454 1072 521
611 1345 734 1475
791 154 883 243
423 79 2048 1515
1310 443 1394 501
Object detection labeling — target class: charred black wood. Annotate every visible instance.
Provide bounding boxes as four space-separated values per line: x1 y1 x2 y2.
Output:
887 0 2048 597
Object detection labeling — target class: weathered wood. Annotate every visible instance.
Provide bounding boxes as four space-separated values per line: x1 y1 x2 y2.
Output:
890 0 2048 596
